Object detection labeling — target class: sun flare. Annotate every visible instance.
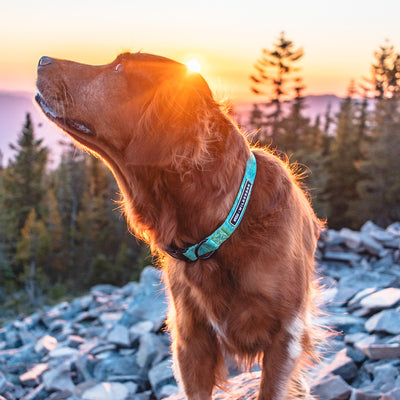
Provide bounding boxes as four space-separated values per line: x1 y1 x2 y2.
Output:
185 59 201 73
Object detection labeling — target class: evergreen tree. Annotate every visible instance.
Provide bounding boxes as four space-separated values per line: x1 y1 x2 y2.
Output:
0 167 14 289
3 113 48 229
2 113 48 276
15 208 49 307
322 83 362 228
356 42 400 226
250 32 304 144
53 142 88 271
280 77 310 154
42 187 63 279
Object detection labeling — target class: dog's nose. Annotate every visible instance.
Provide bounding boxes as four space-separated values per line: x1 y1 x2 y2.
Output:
38 56 54 69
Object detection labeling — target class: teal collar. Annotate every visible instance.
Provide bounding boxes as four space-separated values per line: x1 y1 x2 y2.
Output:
165 152 257 262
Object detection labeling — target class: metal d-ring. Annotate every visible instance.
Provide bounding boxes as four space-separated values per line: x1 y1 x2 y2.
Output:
194 238 216 260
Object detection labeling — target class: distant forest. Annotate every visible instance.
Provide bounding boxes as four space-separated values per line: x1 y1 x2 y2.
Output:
1 34 400 315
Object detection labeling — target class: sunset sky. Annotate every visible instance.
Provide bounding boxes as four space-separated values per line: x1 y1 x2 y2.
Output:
1 0 400 102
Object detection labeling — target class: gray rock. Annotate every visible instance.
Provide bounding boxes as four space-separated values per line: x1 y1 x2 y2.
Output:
75 354 96 382
324 251 362 263
19 363 49 387
344 332 370 346
48 346 79 359
20 383 49 400
340 271 396 293
318 349 358 382
92 355 139 381
137 333 169 370
360 221 381 234
365 309 400 334
34 335 58 353
159 385 179 398
334 285 363 307
5 329 22 349
131 390 153 400
107 324 130 347
348 288 377 310
311 375 353 400
339 228 362 249
90 284 120 295
120 267 167 331
363 343 400 360
165 371 262 400
371 363 398 393
322 312 365 334
354 334 379 353
82 382 130 400
129 321 154 342
42 361 75 393
0 372 6 393
360 288 400 310
99 312 124 326
359 233 384 256
148 359 176 399
387 222 400 236
382 388 400 400
349 389 381 399
65 335 86 349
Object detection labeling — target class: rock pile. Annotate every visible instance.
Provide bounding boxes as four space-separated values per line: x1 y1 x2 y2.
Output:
0 267 177 400
0 221 400 400
310 221 400 399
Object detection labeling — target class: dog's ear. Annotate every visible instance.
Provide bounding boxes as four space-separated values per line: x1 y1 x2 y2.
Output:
125 73 215 167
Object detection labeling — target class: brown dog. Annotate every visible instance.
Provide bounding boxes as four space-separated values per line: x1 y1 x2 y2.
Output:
36 52 321 400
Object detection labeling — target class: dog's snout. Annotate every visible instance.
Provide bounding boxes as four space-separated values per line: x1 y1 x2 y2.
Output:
38 56 54 69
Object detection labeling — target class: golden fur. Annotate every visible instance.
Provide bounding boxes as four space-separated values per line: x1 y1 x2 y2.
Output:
36 52 322 400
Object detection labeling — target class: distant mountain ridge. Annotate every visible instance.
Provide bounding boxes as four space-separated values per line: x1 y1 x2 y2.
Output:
0 91 344 166
0 91 70 167
233 94 344 127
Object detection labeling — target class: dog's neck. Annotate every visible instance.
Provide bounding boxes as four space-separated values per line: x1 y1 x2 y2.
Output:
123 123 250 254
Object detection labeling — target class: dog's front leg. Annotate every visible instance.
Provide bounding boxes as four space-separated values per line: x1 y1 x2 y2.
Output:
168 302 225 400
257 330 303 400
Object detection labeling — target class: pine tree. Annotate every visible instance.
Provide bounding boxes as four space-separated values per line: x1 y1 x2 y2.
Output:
280 77 310 154
16 208 50 307
54 142 88 272
250 32 304 144
4 113 49 229
356 42 400 226
322 82 362 228
2 113 48 276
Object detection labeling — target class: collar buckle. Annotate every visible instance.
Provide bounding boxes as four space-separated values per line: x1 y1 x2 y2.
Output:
164 151 257 263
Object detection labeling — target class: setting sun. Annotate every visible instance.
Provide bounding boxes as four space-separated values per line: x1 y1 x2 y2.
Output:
185 59 201 73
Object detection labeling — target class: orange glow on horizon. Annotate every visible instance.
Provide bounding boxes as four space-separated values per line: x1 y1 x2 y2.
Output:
0 45 366 102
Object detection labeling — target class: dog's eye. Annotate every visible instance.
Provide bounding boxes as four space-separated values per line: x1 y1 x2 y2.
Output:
114 63 124 72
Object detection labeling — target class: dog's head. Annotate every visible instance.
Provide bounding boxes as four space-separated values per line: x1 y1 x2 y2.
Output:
36 52 219 172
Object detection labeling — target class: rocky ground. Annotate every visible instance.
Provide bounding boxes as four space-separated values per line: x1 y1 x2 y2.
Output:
0 221 400 400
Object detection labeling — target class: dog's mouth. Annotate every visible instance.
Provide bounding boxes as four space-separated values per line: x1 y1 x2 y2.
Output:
35 92 95 137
